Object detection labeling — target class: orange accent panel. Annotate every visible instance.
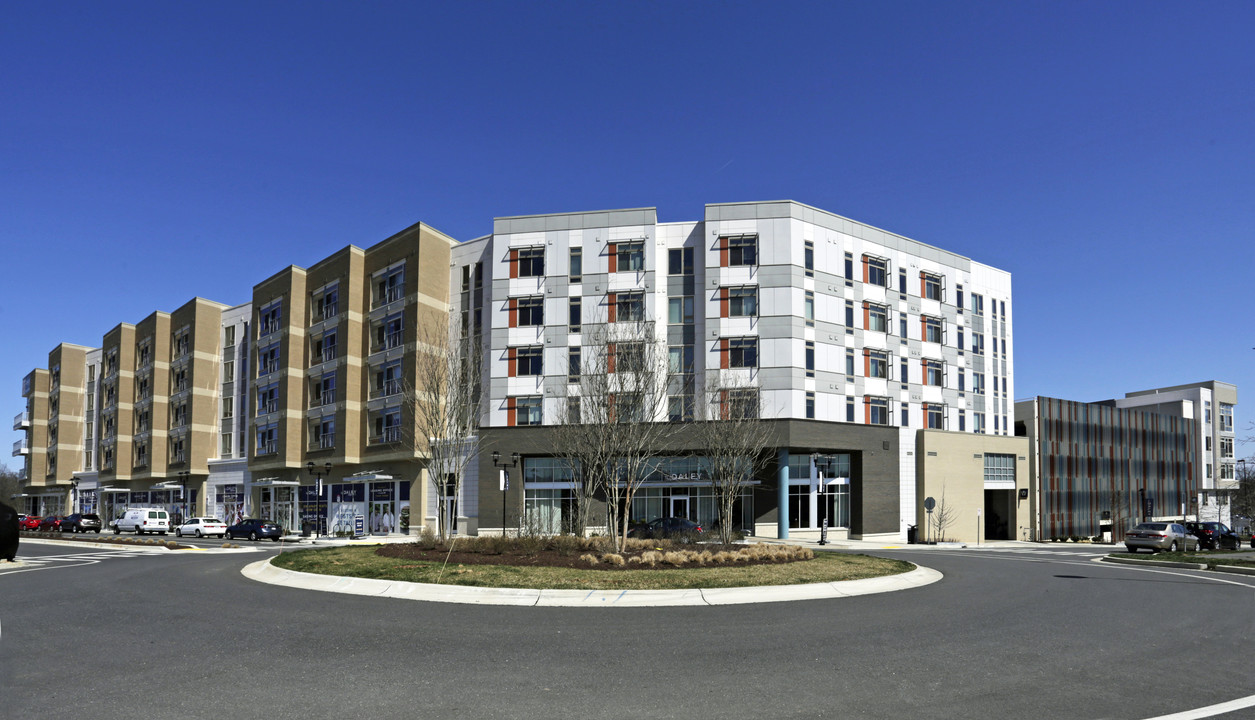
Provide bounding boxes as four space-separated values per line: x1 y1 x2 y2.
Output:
920 271 926 297
864 398 871 425
862 302 870 330
509 249 519 279
720 288 729 318
508 299 517 328
863 348 871 377
607 343 617 373
608 243 617 273
507 398 516 427
607 293 617 323
507 348 517 377
720 338 729 369
862 255 869 283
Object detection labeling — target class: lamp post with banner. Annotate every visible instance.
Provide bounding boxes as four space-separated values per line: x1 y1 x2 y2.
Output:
810 453 829 545
492 451 520 536
306 461 332 539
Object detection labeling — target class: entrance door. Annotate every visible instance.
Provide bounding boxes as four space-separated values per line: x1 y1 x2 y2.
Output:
670 496 690 519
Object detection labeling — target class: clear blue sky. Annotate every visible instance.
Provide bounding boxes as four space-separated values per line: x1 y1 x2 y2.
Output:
3 1 1253 471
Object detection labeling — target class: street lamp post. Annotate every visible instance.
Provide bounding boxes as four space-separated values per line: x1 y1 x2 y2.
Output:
306 461 332 540
177 470 190 526
810 452 829 545
492 451 520 536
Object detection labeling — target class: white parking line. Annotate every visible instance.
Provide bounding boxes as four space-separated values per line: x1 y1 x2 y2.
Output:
1142 693 1255 719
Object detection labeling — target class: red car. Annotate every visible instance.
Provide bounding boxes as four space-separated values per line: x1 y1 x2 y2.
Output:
37 516 65 532
20 515 42 530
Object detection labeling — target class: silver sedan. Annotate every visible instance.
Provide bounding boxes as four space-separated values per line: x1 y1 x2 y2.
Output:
1125 522 1199 553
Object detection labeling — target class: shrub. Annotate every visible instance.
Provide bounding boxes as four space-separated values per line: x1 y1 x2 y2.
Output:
579 553 599 565
603 553 626 567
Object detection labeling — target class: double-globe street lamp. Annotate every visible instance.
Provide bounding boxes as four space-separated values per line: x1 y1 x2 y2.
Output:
306 461 332 539
491 451 520 536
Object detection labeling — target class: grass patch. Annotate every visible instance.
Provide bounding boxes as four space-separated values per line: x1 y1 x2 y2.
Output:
271 545 913 591
1109 549 1255 569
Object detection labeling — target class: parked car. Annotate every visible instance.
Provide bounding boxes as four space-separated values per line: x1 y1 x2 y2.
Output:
1182 521 1241 550
627 517 704 540
112 508 170 535
62 513 102 533
20 515 42 530
225 519 283 542
1125 522 1198 553
175 517 227 538
37 516 65 532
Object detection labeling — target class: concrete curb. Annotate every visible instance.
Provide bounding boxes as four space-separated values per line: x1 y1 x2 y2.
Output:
1100 556 1208 570
241 559 943 607
1213 565 1255 576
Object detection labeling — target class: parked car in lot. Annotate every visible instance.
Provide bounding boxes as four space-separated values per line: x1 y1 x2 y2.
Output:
225 518 283 542
61 513 102 533
20 515 42 530
112 508 170 535
1182 521 1241 550
1125 522 1198 553
175 517 227 538
627 517 704 540
37 515 66 532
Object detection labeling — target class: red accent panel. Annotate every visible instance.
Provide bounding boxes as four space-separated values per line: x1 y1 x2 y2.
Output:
864 397 871 425
507 348 517 377
720 288 729 318
508 298 517 328
718 236 728 267
608 243 617 273
506 397 516 427
720 338 729 369
607 343 617 373
862 255 869 283
509 249 519 279
607 293 617 323
862 302 870 330
863 348 870 377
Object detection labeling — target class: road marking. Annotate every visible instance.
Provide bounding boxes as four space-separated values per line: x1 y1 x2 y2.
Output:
0 550 154 576
1142 693 1255 719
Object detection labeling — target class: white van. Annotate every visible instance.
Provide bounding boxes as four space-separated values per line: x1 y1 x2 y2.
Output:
113 508 170 535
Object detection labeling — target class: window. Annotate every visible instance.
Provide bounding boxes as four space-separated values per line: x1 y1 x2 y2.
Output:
375 362 402 398
922 272 943 301
866 350 889 379
373 408 402 443
1220 403 1234 432
805 341 815 377
310 417 335 450
258 344 280 376
172 403 188 427
516 247 545 278
805 391 815 419
614 241 645 272
926 404 945 429
566 396 582 424
613 342 646 373
174 331 190 358
722 388 759 419
223 360 235 383
727 287 757 317
314 331 337 364
971 293 985 316
569 296 581 332
222 397 234 419
864 256 888 287
220 433 232 457
724 235 757 267
844 252 854 280
378 266 405 305
867 397 890 426
256 423 278 455
668 395 693 422
846 397 855 422
511 296 544 327
805 291 815 326
923 316 943 344
844 301 854 328
514 346 543 377
514 396 542 426
1221 437 1234 459
137 342 151 368
569 248 582 282
900 317 908 339
973 412 986 434
845 349 855 376
985 453 1014 484
376 315 404 350
726 337 758 369
173 368 188 393
668 248 694 275
668 345 694 375
957 328 965 353
669 296 694 324
224 326 236 348
313 373 335 406
317 287 339 321
260 303 282 336
902 405 909 426
866 303 888 333
257 383 279 415
971 332 985 355
613 291 645 322
803 241 814 277
899 269 907 294
567 347 580 381
924 360 944 387
958 371 966 392
972 372 986 395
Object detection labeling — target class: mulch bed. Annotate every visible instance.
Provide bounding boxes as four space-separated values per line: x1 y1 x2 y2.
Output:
375 542 799 571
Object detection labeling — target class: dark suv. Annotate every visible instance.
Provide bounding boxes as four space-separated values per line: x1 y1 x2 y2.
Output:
1183 521 1240 550
62 513 102 533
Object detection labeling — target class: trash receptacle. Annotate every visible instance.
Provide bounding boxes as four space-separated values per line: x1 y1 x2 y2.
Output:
906 524 917 544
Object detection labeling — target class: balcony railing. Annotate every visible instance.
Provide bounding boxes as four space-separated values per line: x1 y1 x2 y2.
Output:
313 435 335 450
256 442 277 456
371 380 402 399
13 411 29 430
371 427 401 445
13 439 29 456
258 402 278 415
381 286 403 305
321 304 339 321
311 391 336 407
313 347 338 365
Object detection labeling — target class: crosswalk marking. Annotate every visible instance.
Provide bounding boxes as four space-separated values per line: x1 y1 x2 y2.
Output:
0 550 157 575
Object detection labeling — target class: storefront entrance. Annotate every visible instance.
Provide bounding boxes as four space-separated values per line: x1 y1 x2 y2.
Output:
670 496 690 519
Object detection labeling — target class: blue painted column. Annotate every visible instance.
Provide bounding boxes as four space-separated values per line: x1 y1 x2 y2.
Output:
777 448 789 540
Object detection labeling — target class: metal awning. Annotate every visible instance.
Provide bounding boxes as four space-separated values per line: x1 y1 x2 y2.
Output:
251 478 300 487
342 473 394 483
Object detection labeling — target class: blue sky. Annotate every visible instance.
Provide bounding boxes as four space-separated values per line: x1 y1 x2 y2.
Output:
3 1 1253 470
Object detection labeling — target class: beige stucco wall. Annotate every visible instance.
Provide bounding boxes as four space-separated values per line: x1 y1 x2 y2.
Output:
916 430 1032 543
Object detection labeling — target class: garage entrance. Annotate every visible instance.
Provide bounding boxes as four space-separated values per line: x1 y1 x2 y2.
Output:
984 489 1015 540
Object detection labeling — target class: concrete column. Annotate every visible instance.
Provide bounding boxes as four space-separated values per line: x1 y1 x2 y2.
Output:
778 448 789 540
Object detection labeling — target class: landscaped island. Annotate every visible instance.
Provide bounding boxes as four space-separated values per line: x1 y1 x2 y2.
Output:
270 535 914 591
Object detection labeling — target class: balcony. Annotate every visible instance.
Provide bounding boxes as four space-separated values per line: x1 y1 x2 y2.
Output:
14 411 29 430
17 465 26 481
256 442 277 456
371 427 401 445
311 391 336 408
371 380 402 400
13 438 29 456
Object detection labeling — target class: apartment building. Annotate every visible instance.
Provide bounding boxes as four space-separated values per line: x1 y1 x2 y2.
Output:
455 201 1023 541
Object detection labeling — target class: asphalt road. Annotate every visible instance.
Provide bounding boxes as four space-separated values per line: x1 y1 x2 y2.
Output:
2 540 1253 720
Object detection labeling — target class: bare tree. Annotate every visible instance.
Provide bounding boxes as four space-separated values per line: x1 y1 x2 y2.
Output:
691 374 772 545
929 488 958 543
1233 458 1255 525
400 310 482 541
551 321 671 550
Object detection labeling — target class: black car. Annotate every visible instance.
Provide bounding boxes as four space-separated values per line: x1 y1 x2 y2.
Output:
62 513 102 533
225 518 284 542
1183 521 1241 550
627 517 704 540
